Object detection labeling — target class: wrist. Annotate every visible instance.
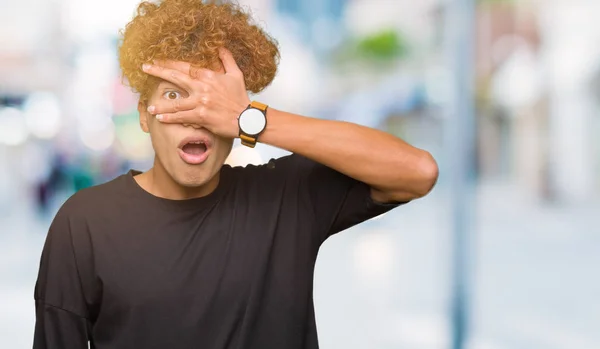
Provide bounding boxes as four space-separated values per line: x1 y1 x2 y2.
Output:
237 101 268 148
259 110 316 152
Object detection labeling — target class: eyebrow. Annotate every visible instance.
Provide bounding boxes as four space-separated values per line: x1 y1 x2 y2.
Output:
157 81 183 91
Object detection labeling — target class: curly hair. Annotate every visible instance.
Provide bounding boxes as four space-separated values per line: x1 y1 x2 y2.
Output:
118 0 280 102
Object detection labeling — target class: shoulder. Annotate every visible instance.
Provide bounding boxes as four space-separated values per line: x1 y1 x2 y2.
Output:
225 153 351 194
54 173 128 222
222 154 315 202
45 174 128 249
227 153 315 178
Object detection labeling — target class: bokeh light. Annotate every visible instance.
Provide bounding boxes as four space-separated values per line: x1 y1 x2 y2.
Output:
22 92 63 139
0 107 29 146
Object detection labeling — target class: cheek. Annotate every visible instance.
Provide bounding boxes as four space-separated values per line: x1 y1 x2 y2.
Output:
214 138 234 158
148 124 177 153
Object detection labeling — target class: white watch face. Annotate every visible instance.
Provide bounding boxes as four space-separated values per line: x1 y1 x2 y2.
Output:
239 108 266 135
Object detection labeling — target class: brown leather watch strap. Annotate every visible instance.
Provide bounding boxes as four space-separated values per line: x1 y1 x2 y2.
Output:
240 134 257 148
250 100 268 111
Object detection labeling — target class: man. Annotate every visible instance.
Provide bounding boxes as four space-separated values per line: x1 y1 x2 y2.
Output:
33 0 438 348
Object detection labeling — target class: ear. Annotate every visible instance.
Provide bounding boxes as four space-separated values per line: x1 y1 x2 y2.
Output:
138 101 150 133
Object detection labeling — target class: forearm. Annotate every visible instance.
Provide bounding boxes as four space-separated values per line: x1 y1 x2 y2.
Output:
259 108 438 201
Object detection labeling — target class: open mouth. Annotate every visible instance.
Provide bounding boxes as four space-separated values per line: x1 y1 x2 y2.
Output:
182 141 207 156
178 137 211 165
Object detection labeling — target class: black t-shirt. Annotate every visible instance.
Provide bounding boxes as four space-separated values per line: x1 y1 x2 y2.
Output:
33 154 402 349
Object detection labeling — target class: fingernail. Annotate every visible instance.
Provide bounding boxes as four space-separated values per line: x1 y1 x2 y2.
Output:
156 114 163 121
142 63 151 71
147 105 155 113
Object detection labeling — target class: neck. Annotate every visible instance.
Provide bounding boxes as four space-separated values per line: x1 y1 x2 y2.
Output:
135 158 220 200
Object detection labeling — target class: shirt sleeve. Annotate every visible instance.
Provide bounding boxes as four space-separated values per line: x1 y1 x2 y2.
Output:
33 208 92 348
33 301 90 349
289 154 407 242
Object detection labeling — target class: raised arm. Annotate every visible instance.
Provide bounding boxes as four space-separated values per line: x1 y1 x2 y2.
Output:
141 47 439 203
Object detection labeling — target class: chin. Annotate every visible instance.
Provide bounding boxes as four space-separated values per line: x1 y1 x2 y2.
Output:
172 169 213 188
176 178 207 188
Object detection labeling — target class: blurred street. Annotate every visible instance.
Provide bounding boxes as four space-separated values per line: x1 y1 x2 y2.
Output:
2 178 598 349
2 0 600 348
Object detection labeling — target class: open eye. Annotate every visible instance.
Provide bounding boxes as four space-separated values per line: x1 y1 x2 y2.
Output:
163 91 182 100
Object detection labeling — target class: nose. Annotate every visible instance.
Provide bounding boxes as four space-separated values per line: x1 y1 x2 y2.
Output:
182 123 202 129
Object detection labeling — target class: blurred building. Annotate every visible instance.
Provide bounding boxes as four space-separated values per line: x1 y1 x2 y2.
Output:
475 0 600 203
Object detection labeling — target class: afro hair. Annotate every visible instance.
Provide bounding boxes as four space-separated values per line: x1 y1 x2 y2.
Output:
119 0 280 102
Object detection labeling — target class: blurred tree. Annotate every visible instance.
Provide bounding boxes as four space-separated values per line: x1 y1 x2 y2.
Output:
355 29 408 61
332 28 409 71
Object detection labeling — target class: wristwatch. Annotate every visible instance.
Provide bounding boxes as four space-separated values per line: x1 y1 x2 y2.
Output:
238 101 268 148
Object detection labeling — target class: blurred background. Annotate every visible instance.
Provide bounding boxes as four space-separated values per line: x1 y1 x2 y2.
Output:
1 0 599 348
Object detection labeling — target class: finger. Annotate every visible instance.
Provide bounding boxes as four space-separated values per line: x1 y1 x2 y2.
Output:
142 63 193 91
154 60 209 81
193 67 218 81
218 47 242 76
152 60 192 75
148 97 197 115
155 109 202 124
153 60 218 82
